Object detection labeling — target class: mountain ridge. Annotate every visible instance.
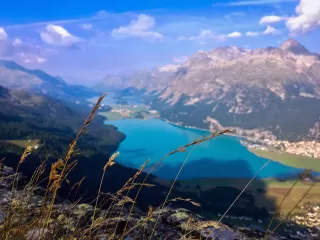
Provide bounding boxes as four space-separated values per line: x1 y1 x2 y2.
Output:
101 39 320 141
0 60 98 101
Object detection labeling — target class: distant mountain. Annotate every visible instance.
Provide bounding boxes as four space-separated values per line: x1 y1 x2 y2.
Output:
0 60 98 101
101 39 320 141
95 69 177 93
280 38 314 56
93 74 129 92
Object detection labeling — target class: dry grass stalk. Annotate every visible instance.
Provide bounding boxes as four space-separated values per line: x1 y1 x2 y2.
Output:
149 130 231 239
1 95 107 239
42 94 106 234
103 152 119 171
182 216 193 240
89 152 119 237
107 160 150 238
123 129 231 236
70 176 86 194
1 146 34 239
203 159 270 240
150 145 197 239
263 178 300 238
264 181 317 239
147 206 153 220
3 92 316 240
169 197 201 207
12 146 32 190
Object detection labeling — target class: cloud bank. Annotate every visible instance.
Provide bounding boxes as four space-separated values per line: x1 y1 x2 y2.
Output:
40 24 83 47
112 14 163 40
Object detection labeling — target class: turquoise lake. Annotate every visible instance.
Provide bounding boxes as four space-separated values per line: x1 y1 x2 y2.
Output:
104 118 305 180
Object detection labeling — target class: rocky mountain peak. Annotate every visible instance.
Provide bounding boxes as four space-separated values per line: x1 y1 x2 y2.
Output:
280 38 310 55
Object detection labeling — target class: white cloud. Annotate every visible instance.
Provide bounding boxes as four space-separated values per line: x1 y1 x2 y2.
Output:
0 27 8 41
95 10 111 18
20 52 48 64
36 57 47 64
158 64 180 72
111 14 163 40
188 30 226 42
12 38 22 46
40 24 83 47
286 0 320 34
173 56 188 64
0 32 50 65
36 56 48 63
263 25 281 35
224 11 247 21
80 23 93 30
3 10 115 31
227 31 242 38
229 11 247 16
222 0 296 6
246 31 260 36
177 36 187 41
259 15 286 24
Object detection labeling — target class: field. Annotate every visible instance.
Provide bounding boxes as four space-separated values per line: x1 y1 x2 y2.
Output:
99 104 159 121
98 111 122 120
5 139 39 149
111 104 146 112
250 148 320 172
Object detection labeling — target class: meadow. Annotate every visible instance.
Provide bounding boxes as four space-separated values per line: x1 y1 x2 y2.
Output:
250 148 320 172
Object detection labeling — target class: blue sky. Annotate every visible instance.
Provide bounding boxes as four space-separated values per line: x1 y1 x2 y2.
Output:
0 0 319 84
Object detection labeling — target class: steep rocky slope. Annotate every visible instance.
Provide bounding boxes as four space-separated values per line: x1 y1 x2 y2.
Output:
108 39 320 141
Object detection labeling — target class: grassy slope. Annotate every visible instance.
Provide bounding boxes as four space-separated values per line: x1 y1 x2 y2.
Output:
250 148 320 172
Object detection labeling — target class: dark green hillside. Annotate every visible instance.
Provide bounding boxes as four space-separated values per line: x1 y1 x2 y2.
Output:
0 85 125 158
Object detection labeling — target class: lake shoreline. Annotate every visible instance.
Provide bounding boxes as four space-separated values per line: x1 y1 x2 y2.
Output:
159 118 244 139
159 118 320 166
100 96 319 173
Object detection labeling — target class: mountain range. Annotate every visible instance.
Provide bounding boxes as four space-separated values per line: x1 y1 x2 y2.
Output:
1 39 319 142
0 60 98 102
97 39 320 141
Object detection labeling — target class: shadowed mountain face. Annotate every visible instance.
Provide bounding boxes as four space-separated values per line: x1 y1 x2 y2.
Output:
0 85 125 158
101 39 320 141
0 60 98 102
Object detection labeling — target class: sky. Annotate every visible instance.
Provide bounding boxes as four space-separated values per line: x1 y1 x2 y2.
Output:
0 0 319 85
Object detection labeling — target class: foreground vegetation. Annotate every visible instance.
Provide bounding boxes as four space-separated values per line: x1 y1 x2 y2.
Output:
0 95 319 239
